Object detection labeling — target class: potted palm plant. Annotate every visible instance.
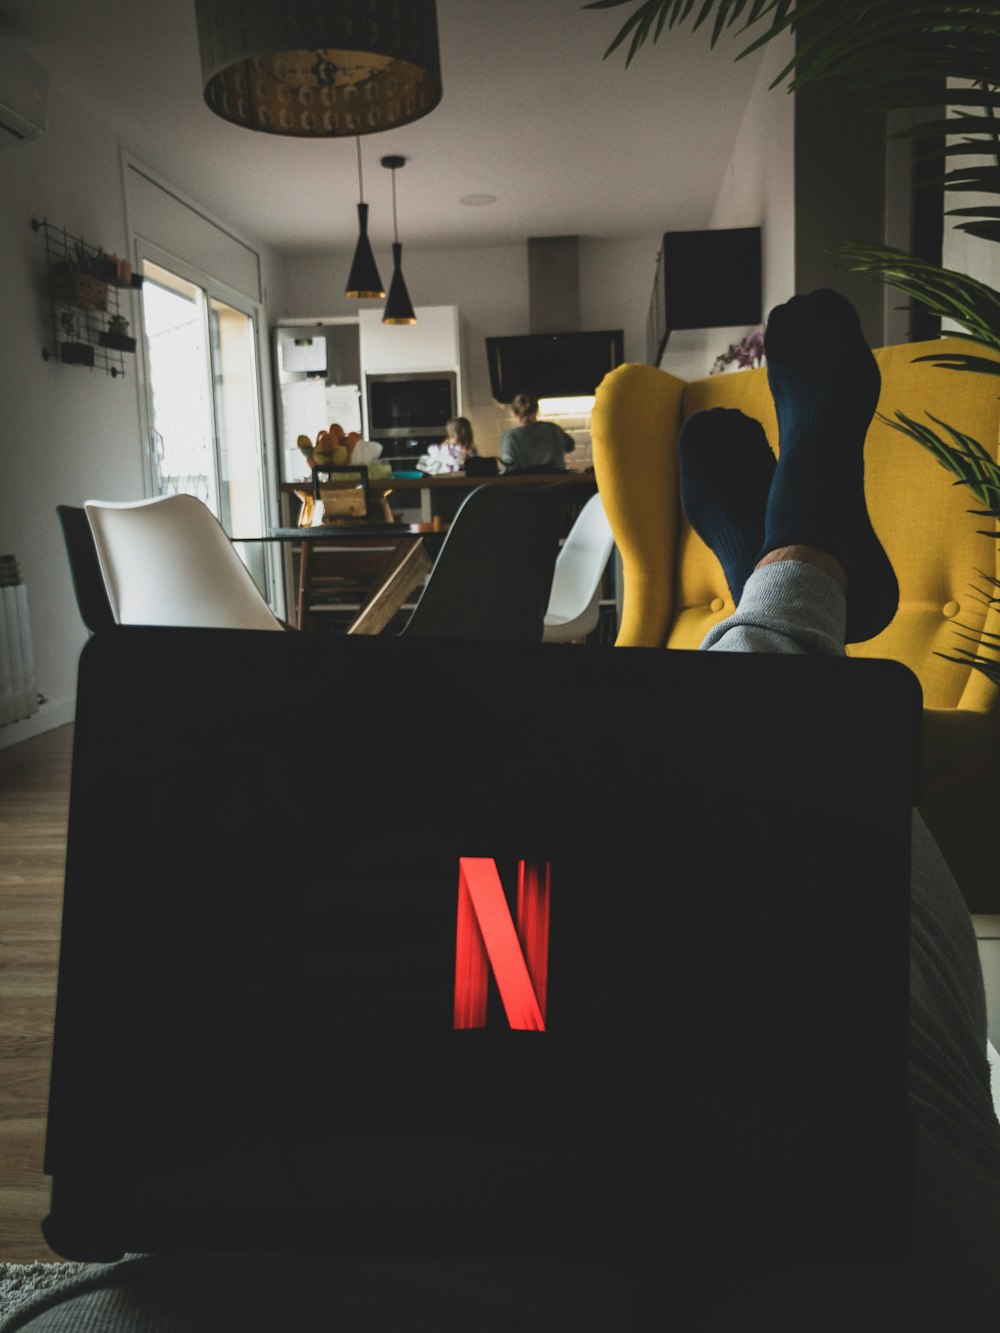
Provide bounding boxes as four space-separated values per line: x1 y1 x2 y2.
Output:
587 0 1000 682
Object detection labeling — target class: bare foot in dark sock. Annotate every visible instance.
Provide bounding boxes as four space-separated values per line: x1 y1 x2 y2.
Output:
760 288 898 643
678 408 776 605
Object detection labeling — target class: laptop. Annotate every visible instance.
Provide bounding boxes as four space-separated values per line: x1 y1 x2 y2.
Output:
44 627 920 1277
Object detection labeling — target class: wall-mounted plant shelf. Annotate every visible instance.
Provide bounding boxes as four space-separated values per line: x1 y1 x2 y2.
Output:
33 217 143 377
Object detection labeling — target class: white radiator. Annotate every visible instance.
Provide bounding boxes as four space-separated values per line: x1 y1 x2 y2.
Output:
0 555 38 727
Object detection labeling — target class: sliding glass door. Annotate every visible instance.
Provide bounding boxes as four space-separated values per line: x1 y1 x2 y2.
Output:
138 257 272 598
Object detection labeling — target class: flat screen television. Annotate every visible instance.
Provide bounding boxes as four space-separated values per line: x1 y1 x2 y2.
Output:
647 227 761 365
485 331 624 404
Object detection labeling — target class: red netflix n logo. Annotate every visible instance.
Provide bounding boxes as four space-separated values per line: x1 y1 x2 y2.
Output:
453 858 551 1031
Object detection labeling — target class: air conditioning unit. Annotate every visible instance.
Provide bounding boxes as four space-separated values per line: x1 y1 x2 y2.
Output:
0 39 47 147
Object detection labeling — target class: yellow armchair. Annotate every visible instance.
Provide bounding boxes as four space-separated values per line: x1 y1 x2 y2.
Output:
592 337 1000 912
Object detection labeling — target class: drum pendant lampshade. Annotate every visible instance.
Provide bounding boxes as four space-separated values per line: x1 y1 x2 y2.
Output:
382 155 416 324
194 0 442 137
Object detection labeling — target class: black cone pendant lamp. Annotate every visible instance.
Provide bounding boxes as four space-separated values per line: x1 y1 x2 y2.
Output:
381 154 417 325
345 138 385 299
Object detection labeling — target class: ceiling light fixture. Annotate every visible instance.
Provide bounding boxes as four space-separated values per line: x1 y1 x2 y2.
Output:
193 0 442 138
345 137 385 299
381 154 416 325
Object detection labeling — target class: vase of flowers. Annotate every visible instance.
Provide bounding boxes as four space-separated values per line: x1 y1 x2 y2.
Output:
711 328 765 375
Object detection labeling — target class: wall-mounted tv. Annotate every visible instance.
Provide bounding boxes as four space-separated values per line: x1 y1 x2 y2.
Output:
647 227 761 365
486 330 624 404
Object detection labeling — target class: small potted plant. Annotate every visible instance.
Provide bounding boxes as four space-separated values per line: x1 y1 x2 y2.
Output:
52 243 109 313
57 310 94 367
74 242 118 284
99 313 137 354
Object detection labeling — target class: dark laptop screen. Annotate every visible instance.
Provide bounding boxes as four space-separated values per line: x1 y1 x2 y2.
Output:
45 628 919 1268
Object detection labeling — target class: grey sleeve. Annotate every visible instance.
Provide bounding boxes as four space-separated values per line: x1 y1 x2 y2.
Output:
500 430 518 470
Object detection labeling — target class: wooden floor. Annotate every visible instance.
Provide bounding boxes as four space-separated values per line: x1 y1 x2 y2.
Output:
0 723 73 1261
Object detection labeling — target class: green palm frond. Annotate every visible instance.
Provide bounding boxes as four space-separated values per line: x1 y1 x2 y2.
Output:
835 244 1000 350
582 0 792 65
585 2 1000 80
880 409 1000 508
936 641 1000 686
934 598 1000 685
584 3 1000 143
869 409 1000 685
585 3 1000 233
910 350 1000 377
951 220 1000 243
942 167 1000 194
947 208 1000 219
893 116 1000 142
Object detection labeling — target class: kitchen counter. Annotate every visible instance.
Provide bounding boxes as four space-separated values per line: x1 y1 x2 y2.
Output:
280 469 598 524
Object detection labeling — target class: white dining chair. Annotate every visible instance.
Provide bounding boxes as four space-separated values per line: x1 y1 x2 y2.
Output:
542 490 616 644
84 494 286 631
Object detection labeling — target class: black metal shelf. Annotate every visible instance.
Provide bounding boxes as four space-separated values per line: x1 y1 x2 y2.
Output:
32 217 142 378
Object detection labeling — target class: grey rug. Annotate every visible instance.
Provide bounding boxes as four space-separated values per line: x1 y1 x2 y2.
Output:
0 1264 91 1322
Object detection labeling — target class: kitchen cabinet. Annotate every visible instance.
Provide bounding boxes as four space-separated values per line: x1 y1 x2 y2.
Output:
358 304 462 376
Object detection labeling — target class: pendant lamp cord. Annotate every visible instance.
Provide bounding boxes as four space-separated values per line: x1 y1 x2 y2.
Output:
356 136 364 203
391 166 399 244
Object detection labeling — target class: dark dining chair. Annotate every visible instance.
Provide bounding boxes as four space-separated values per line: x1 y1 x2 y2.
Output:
393 482 567 643
56 504 116 635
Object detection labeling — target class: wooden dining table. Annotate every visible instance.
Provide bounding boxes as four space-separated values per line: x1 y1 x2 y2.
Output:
250 523 447 634
264 470 598 633
278 468 598 527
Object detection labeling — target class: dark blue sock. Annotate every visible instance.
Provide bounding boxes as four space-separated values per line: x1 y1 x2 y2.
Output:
760 289 898 643
678 408 776 605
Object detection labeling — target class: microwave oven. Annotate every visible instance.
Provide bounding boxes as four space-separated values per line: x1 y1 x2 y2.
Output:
366 371 457 441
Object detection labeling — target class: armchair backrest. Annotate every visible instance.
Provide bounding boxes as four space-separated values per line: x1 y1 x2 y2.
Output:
591 337 1000 715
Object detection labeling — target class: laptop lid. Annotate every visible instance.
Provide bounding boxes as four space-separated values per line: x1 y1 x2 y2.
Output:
44 627 920 1271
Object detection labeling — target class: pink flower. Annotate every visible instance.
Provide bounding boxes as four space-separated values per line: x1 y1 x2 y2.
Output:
711 329 765 375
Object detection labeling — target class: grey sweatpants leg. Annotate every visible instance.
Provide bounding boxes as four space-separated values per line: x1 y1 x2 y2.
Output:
690 559 1000 1330
699 559 846 658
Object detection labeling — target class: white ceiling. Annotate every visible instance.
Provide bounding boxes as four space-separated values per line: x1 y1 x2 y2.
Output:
5 0 766 256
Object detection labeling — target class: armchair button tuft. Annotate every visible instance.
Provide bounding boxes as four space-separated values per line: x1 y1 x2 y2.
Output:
943 601 960 619
710 597 725 613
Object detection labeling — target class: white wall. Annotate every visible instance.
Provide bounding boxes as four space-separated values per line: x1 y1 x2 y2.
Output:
282 235 658 457
0 88 285 749
659 30 796 381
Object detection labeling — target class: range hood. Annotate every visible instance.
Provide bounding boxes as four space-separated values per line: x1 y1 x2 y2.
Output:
486 236 624 404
